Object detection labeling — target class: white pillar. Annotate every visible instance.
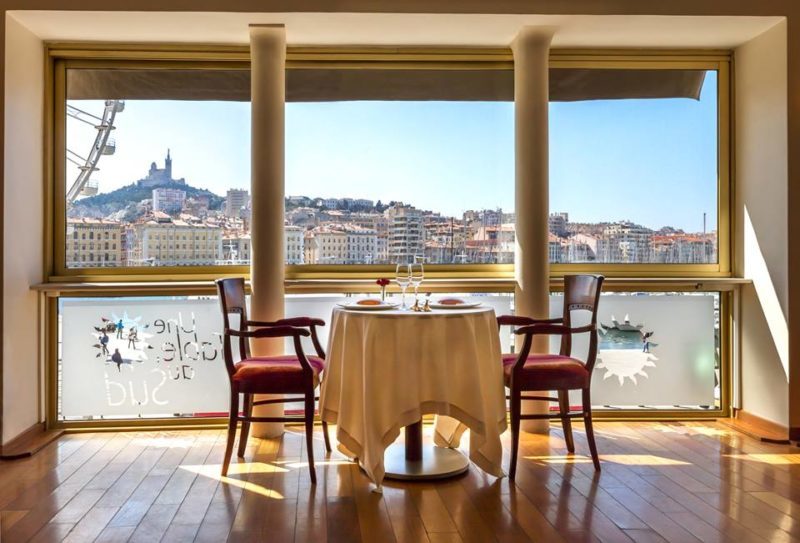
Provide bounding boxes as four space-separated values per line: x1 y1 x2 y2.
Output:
513 27 555 434
249 24 286 438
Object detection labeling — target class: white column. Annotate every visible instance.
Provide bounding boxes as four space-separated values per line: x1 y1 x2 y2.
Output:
249 24 286 438
513 26 555 434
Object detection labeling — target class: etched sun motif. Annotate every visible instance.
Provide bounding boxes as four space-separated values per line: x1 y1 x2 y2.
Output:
597 313 660 386
596 350 659 386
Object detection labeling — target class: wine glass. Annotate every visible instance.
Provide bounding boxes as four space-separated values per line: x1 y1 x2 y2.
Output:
395 264 411 310
409 262 424 305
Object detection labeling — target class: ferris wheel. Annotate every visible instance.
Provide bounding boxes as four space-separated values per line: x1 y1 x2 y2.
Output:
66 100 125 204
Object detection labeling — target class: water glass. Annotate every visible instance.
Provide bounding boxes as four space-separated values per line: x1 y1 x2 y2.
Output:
395 264 411 310
410 263 424 304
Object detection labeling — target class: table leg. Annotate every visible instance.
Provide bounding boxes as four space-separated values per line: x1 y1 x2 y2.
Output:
405 421 423 461
383 418 469 481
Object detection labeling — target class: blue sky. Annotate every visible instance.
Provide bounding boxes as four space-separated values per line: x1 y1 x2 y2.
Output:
67 71 717 232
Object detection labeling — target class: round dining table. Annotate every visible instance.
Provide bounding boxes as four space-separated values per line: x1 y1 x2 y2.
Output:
319 303 507 488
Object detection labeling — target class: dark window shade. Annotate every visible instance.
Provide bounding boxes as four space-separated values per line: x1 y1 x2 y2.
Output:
67 67 707 102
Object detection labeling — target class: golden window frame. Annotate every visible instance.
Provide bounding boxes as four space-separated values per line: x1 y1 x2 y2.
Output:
44 44 731 283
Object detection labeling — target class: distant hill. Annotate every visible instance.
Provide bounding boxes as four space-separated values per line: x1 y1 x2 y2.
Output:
69 181 224 221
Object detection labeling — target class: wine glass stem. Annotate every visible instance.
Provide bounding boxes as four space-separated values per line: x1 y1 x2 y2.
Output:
414 285 419 303
401 286 407 309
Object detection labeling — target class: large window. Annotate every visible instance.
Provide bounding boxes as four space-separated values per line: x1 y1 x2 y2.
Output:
59 65 251 272
285 67 514 266
549 68 720 265
284 62 727 271
286 101 514 265
54 55 728 276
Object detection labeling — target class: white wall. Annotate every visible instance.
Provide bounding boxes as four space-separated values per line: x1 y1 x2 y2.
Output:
734 20 789 426
3 14 44 444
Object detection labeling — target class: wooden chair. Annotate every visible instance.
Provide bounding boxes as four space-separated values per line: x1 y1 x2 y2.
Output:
498 274 604 479
216 277 332 483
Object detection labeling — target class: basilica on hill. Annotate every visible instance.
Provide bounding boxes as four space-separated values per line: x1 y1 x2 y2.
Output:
136 149 186 188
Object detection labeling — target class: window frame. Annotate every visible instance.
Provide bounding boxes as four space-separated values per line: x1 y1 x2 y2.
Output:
45 45 731 282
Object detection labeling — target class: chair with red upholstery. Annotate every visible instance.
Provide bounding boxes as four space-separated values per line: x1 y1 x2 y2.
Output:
216 277 332 483
498 274 604 479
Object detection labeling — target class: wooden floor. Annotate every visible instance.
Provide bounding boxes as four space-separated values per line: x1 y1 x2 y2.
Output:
2 421 800 542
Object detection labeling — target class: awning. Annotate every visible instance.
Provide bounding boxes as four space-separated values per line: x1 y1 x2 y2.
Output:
66 67 707 102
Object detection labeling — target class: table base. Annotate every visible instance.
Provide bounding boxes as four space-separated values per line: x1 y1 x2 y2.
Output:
383 443 470 481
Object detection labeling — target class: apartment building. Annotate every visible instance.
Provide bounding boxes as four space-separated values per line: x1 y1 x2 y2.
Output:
386 204 424 263
66 218 125 267
126 213 222 266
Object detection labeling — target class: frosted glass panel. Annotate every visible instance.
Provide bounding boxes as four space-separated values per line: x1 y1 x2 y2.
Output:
549 293 718 408
57 291 716 420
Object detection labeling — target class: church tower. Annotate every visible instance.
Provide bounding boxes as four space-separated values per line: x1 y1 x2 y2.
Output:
165 149 172 180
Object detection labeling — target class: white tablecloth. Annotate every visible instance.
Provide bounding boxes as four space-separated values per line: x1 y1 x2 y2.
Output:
319 306 507 486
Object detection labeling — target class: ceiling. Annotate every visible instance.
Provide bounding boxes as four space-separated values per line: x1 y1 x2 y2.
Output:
9 11 783 48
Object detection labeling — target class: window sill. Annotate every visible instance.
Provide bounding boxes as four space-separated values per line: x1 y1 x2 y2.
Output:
32 276 751 296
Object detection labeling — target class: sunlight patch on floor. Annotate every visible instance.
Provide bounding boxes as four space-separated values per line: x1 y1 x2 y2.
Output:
680 425 730 437
131 437 195 448
180 463 287 499
725 454 800 465
273 459 353 468
523 454 690 466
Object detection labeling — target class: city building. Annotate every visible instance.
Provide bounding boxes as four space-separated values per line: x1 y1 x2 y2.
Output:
343 225 378 264
286 195 311 206
285 225 304 264
652 233 717 264
386 204 424 263
182 195 210 218
424 219 468 264
225 189 250 218
66 218 125 267
221 232 250 264
350 212 389 262
463 208 504 238
286 207 318 228
353 198 374 209
126 212 222 266
562 233 599 262
468 224 516 263
302 224 377 264
151 187 186 215
549 212 569 237
597 221 653 263
549 232 564 262
304 226 347 264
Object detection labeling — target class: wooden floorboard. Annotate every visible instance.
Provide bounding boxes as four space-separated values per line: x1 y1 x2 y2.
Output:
3 421 800 542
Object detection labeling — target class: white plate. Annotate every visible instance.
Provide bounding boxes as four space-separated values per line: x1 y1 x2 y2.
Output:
429 301 482 310
337 301 399 311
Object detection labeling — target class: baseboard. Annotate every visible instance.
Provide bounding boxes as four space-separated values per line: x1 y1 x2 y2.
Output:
720 409 790 444
0 423 64 460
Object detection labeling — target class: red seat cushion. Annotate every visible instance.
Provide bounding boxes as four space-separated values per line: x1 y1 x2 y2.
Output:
232 355 324 393
501 353 589 390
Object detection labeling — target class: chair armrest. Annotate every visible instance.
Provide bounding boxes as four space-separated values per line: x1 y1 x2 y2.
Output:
497 315 563 327
514 323 595 336
279 317 326 328
227 326 310 339
246 317 325 328
248 317 327 359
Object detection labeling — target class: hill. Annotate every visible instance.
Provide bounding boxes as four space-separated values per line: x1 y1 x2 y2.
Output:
69 182 224 221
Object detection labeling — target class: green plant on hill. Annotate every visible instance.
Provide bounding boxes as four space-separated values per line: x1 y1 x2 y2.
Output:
69 182 224 219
